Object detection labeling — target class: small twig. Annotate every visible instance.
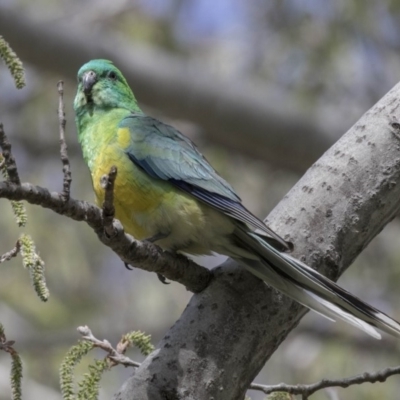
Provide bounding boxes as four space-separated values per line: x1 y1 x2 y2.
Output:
0 241 20 263
108 354 140 368
57 81 72 201
100 166 118 238
116 335 132 355
0 122 20 185
0 152 27 227
0 324 13 350
0 338 17 355
249 365 400 399
1 235 49 301
77 325 140 368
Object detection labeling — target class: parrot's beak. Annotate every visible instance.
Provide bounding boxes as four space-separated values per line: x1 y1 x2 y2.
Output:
82 71 97 96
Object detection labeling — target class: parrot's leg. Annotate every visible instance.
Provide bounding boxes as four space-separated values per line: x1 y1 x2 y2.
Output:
121 233 172 283
123 232 171 271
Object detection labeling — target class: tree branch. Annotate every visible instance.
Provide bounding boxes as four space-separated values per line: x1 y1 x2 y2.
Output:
0 241 20 263
81 325 400 399
57 80 72 201
77 326 140 368
249 365 400 399
114 83 400 399
1 14 400 397
0 179 211 293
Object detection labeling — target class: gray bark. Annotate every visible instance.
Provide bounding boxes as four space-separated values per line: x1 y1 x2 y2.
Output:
114 83 400 399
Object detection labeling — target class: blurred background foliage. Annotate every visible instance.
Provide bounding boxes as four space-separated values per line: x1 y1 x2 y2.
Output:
1 1 400 399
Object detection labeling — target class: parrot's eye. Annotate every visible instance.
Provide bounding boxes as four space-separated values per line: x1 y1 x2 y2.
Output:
108 71 117 81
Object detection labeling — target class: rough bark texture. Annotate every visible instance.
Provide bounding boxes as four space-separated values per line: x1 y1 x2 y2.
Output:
114 84 400 399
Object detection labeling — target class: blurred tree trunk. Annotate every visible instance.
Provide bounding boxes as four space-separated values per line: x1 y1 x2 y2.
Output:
0 6 337 172
114 83 400 399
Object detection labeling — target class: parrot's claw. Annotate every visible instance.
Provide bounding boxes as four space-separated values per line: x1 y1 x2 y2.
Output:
157 273 170 285
124 262 134 270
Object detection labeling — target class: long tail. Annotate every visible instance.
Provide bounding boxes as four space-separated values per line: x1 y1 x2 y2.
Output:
233 225 400 339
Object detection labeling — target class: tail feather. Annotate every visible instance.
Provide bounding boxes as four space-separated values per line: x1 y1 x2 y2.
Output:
232 226 400 339
280 252 400 337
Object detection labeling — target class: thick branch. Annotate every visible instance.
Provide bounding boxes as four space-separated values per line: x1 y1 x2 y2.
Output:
114 84 400 400
0 6 337 172
0 181 211 293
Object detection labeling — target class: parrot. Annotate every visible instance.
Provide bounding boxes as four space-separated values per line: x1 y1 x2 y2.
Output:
74 59 400 339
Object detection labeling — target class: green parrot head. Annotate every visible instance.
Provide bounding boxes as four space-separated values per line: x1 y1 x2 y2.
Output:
74 59 140 115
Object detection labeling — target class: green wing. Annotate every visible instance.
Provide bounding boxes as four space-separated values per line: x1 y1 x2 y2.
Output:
121 114 288 249
120 114 239 200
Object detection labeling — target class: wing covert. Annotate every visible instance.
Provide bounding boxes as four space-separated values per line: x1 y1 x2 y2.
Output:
121 114 289 249
121 114 239 201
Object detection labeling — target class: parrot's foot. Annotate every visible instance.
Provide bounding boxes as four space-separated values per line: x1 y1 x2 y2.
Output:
157 273 170 285
124 263 169 285
125 260 169 284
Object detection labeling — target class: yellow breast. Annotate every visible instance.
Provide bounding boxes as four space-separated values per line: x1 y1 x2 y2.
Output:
92 143 167 239
88 128 224 253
